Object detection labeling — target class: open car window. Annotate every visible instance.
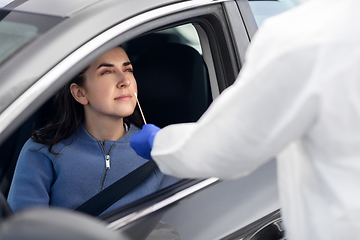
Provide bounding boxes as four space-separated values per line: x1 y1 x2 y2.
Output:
0 22 213 213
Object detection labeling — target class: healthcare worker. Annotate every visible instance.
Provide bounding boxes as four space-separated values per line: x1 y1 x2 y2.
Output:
131 0 360 239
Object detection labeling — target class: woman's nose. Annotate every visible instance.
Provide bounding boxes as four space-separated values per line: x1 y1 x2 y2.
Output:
116 73 131 88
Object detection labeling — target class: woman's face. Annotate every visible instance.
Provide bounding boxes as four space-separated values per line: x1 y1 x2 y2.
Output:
79 47 137 120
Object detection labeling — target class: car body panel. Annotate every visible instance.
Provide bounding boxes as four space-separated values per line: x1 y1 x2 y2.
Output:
144 160 279 239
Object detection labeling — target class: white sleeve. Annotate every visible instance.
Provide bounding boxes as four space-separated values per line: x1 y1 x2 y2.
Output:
151 22 319 179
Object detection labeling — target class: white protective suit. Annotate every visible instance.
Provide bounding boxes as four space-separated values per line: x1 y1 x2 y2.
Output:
151 0 360 239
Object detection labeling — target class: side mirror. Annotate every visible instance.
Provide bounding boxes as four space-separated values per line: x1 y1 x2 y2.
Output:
0 207 121 240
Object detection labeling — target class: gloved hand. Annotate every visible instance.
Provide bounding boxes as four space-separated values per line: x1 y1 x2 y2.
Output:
130 124 160 160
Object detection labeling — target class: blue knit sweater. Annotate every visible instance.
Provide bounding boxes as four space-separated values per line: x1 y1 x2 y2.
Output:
7 124 179 215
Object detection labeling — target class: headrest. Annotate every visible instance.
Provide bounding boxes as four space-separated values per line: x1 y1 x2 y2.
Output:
134 43 211 128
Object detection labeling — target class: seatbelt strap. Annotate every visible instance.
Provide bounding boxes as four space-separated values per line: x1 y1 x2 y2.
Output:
75 160 157 216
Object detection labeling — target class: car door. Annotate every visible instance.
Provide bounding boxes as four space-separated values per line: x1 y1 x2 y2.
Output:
89 1 282 239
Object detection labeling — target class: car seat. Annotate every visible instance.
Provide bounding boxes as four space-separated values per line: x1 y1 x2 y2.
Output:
0 98 56 197
133 42 212 128
0 191 12 221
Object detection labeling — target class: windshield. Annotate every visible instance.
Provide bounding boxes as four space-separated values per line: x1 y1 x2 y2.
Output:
0 9 62 66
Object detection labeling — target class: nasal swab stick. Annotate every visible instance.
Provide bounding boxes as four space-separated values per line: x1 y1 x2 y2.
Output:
134 92 147 125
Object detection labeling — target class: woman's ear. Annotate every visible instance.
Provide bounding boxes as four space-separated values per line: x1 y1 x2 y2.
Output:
70 83 88 105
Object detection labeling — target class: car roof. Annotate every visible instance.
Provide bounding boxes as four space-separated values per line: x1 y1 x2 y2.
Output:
0 0 184 17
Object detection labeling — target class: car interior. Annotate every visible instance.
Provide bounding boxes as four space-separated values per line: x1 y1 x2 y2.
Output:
0 23 213 217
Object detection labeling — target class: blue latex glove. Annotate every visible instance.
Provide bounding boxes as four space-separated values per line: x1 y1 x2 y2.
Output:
130 124 160 160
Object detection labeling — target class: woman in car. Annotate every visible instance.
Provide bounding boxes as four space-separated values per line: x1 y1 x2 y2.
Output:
7 46 178 215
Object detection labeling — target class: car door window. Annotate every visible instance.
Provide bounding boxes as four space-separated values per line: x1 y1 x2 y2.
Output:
0 22 212 211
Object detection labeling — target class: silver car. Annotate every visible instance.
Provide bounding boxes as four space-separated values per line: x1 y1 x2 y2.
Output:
0 0 291 239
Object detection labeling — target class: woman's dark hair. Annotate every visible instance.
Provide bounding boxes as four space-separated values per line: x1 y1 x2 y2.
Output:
32 66 144 155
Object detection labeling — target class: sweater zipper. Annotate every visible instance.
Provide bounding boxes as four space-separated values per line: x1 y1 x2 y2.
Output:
100 142 115 191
